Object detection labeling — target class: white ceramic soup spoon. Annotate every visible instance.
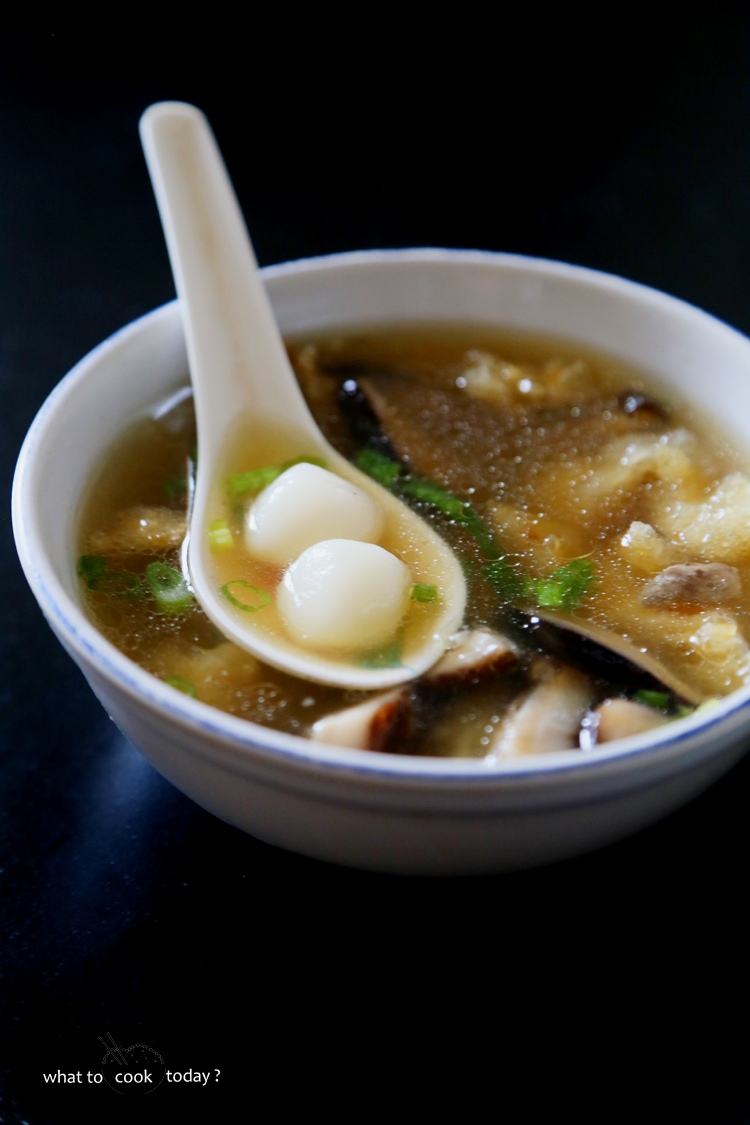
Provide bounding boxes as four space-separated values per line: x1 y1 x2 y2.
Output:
139 102 466 689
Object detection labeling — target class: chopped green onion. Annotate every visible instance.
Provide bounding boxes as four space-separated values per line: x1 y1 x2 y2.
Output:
549 558 596 610
411 583 438 603
482 557 525 602
475 528 502 562
208 519 234 550
165 675 197 698
228 457 327 499
401 477 466 519
162 474 186 500
227 466 281 498
484 556 597 611
401 477 500 560
672 699 719 721
456 509 501 560
280 454 328 471
354 451 500 560
221 581 272 612
526 577 566 608
359 639 403 669
78 555 109 590
510 559 599 611
695 697 721 714
146 562 194 615
77 556 146 599
356 448 404 487
633 690 670 711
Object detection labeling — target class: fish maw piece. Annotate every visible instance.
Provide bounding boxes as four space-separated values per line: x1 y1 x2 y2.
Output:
460 352 597 406
653 472 750 564
423 628 517 686
619 521 677 574
149 642 262 709
311 689 412 752
538 358 598 402
580 430 696 502
89 506 187 553
357 374 519 493
595 698 670 743
685 612 750 687
642 563 741 606
489 504 591 565
488 665 591 758
488 504 537 549
460 351 529 404
636 610 750 695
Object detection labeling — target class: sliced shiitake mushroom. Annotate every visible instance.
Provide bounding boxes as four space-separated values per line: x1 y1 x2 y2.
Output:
422 627 518 687
590 698 670 744
641 563 741 607
310 688 412 752
487 664 592 758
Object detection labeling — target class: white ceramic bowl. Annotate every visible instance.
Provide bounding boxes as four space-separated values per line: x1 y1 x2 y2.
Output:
13 249 750 874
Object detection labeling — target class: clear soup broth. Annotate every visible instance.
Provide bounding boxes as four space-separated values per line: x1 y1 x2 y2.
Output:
77 325 750 758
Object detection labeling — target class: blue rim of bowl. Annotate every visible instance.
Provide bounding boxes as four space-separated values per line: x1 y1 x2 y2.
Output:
12 248 750 789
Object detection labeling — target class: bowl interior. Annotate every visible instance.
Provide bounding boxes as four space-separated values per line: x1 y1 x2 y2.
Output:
15 249 750 771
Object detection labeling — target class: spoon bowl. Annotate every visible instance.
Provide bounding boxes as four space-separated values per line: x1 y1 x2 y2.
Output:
139 103 465 688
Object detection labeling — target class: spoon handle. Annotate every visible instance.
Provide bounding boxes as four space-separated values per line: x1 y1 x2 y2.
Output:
139 102 317 463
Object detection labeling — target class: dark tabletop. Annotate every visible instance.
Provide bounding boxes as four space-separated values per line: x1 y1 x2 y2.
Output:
3 24 750 1123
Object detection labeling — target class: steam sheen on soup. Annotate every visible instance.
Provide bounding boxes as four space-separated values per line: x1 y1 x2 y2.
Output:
76 326 750 757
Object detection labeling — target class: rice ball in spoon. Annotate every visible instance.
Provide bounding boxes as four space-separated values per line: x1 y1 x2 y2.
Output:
246 463 383 565
278 539 412 649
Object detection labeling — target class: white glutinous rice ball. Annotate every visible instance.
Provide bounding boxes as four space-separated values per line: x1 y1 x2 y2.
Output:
277 539 412 649
246 463 384 565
